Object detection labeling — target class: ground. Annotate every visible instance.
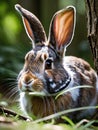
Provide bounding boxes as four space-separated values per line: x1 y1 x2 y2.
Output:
0 106 98 130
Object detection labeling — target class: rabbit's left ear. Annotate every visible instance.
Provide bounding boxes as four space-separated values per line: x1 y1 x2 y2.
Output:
15 4 47 46
48 6 76 55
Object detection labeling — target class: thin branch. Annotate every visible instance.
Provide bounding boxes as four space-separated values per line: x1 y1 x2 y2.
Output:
0 106 31 121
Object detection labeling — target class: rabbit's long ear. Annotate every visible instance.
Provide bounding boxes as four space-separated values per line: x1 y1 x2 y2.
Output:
48 6 76 55
15 4 47 46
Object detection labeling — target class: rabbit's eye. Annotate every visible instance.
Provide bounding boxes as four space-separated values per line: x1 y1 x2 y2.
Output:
45 59 53 69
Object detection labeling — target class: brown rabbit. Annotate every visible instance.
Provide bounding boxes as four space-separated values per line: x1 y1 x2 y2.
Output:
15 4 98 121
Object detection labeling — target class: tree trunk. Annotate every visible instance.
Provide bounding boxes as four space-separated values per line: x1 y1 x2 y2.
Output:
85 0 98 75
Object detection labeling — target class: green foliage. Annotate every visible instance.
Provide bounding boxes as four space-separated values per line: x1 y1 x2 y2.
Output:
59 0 85 14
2 13 21 44
0 1 97 130
0 115 97 130
0 0 93 80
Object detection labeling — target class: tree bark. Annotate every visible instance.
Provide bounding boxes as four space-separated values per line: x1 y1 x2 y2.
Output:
85 0 98 75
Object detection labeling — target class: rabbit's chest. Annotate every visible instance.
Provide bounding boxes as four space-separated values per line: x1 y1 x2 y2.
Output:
19 92 76 118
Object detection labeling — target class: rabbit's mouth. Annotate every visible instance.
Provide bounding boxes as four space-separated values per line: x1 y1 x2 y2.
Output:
18 70 71 97
19 77 71 97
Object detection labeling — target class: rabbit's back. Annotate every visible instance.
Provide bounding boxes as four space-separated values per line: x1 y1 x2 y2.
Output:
63 56 97 88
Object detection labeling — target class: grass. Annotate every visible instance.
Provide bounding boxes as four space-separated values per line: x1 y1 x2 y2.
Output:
0 105 98 130
32 106 97 123
0 115 98 130
0 85 98 130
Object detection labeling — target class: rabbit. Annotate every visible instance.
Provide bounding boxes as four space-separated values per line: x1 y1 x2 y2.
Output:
15 4 98 121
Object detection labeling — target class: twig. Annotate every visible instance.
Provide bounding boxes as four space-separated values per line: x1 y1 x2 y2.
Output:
75 119 89 128
0 106 31 121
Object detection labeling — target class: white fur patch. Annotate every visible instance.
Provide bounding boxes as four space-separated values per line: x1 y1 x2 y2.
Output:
50 83 56 88
49 78 53 82
20 92 27 115
96 75 98 91
37 46 48 55
63 59 80 101
19 92 31 117
69 87 79 101
59 80 62 84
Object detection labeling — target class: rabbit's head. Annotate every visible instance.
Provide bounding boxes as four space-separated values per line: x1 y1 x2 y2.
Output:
15 5 76 95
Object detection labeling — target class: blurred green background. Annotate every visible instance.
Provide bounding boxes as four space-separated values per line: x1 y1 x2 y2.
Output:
0 0 93 102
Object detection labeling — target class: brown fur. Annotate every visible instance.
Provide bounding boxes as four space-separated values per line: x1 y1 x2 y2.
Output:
15 5 98 122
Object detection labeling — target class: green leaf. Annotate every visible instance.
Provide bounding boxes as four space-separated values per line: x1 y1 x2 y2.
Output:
62 116 75 126
55 85 93 99
32 106 97 124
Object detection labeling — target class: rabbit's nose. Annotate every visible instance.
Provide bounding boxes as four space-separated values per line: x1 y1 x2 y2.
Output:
23 79 33 86
19 72 44 92
22 74 34 87
21 71 36 86
19 70 39 90
20 77 34 91
23 75 33 84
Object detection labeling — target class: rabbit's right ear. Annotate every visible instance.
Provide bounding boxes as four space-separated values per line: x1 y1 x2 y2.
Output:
48 6 76 56
15 4 47 46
